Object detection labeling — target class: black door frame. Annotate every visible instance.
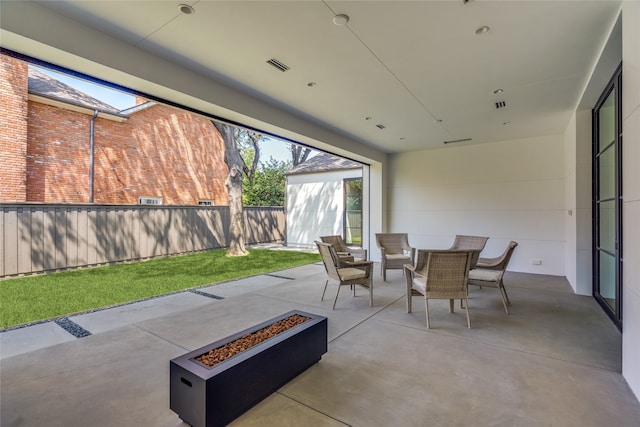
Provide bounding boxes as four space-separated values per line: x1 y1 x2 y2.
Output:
592 62 623 331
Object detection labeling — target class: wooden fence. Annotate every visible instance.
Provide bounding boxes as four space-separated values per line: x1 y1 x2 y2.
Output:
0 204 285 277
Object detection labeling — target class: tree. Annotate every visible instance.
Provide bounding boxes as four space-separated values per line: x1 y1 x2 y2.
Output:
290 144 312 166
243 158 290 206
212 121 262 256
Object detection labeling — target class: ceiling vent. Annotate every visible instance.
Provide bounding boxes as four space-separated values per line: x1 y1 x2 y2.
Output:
495 100 507 109
376 124 386 129
443 138 472 145
266 58 290 72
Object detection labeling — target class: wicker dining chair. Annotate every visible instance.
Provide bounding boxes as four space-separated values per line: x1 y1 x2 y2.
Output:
468 241 518 314
448 235 489 269
320 235 367 261
375 233 415 281
315 241 374 309
404 249 474 328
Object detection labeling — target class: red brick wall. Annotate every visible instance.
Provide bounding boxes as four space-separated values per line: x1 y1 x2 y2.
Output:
93 104 229 205
0 56 28 201
1 55 229 205
27 103 92 202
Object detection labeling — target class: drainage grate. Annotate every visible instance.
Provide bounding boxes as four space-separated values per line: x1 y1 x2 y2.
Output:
54 317 92 338
190 289 225 300
266 58 290 72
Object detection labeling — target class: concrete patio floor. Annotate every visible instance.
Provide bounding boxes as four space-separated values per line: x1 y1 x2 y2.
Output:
2 262 639 426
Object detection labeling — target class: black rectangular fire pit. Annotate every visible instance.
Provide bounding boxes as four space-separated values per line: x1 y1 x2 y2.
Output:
169 310 328 427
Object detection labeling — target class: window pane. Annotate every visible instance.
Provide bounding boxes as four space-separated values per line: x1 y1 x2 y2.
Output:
599 200 615 253
598 146 615 200
598 90 615 151
599 252 616 310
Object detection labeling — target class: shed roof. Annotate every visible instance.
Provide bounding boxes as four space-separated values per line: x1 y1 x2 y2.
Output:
286 152 361 175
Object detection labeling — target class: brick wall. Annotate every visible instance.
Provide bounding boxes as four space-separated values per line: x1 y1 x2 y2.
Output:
93 104 229 205
0 56 28 201
1 55 229 205
27 102 92 202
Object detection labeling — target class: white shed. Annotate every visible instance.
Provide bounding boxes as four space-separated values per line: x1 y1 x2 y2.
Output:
285 153 363 249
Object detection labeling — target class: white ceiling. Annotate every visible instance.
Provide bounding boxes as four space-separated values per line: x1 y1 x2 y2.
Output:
16 1 623 153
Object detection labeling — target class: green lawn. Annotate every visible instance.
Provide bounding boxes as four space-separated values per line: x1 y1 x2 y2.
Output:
0 249 320 329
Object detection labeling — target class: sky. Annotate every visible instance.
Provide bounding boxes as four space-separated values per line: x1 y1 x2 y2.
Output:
36 67 313 165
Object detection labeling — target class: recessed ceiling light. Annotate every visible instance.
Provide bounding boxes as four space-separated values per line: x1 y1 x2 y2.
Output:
493 89 503 94
503 121 510 125
178 4 194 15
365 116 372 121
400 137 406 140
333 14 350 26
433 118 443 123
475 25 490 35
307 82 317 87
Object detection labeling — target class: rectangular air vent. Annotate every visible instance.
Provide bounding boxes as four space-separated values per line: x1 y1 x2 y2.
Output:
495 100 506 109
376 124 386 129
138 196 162 205
266 58 290 72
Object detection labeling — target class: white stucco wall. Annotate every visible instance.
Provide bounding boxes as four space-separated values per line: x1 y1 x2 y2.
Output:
564 109 593 296
622 0 640 402
286 169 362 249
388 134 566 275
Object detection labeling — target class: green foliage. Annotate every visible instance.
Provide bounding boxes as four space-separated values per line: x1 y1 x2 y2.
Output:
0 249 320 329
345 179 362 210
243 157 291 206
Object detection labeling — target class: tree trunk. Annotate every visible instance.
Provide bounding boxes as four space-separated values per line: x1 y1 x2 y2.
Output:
213 121 248 256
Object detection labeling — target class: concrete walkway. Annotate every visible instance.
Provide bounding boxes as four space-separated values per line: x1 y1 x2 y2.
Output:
1 263 639 426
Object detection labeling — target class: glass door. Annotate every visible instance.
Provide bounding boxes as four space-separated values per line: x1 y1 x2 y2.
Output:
593 64 622 330
343 178 363 246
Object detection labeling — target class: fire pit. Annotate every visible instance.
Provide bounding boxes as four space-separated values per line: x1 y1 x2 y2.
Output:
169 310 328 427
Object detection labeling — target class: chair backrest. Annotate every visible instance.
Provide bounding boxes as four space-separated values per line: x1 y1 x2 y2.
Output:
449 235 489 251
422 250 473 294
315 241 342 281
490 241 519 271
375 233 410 254
449 235 488 268
320 235 348 253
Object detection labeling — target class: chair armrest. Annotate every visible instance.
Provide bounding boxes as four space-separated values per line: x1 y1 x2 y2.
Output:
403 263 422 292
353 260 374 276
337 258 372 270
347 260 372 267
346 246 367 261
401 246 416 264
403 263 416 273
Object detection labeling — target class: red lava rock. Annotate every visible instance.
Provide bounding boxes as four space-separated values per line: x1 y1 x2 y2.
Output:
195 314 310 367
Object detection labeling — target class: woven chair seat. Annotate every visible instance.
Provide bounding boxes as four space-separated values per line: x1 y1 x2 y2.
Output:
386 253 412 260
338 267 368 281
411 275 427 290
468 269 501 282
